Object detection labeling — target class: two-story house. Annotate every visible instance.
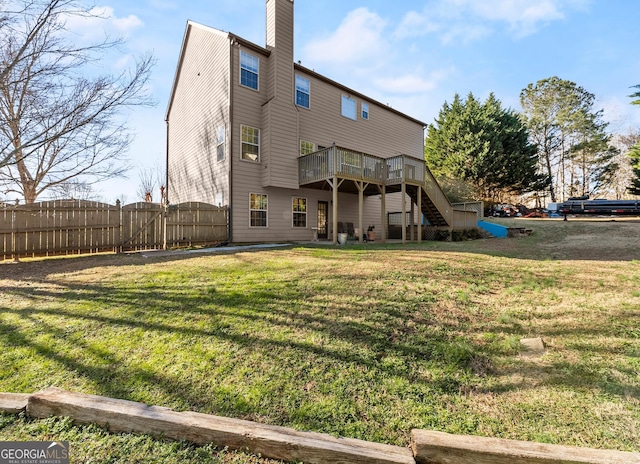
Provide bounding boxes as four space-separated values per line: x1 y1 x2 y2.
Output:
166 0 468 244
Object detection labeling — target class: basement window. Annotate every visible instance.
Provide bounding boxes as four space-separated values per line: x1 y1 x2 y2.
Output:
250 193 268 227
292 197 307 228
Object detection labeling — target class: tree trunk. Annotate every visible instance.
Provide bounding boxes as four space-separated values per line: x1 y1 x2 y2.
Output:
544 149 556 202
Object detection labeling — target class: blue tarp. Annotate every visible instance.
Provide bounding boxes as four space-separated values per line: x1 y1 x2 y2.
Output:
477 220 508 238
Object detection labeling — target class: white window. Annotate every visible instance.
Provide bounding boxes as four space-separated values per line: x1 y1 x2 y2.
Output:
295 75 310 108
241 125 260 162
341 95 356 120
300 140 315 156
216 125 225 161
361 102 369 120
292 197 307 228
240 51 259 90
250 193 268 227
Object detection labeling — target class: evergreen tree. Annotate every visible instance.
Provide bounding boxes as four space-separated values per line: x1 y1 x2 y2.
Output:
627 85 640 195
627 144 640 196
630 84 640 105
425 92 547 202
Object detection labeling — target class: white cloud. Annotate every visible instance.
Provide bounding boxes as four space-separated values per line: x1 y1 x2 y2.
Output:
303 8 388 64
394 0 589 43
374 67 454 94
395 11 441 40
64 6 144 40
464 0 564 37
111 13 144 32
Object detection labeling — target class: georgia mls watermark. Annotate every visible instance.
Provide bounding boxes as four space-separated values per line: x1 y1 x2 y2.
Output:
0 441 69 464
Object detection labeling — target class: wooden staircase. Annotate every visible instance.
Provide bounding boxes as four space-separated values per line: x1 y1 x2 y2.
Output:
407 186 450 227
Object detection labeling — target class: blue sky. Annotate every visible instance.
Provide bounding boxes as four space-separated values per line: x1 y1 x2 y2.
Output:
79 0 640 203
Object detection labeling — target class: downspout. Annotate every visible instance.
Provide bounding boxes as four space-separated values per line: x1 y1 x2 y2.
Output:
228 37 235 243
165 120 170 205
164 119 169 250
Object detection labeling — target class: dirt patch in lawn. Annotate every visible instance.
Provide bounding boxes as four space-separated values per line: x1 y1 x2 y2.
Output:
474 217 640 261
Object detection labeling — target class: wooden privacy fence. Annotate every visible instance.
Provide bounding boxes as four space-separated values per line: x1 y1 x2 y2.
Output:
1 200 228 261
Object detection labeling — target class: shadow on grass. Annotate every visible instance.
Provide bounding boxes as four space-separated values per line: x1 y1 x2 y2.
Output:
0 270 477 439
2 216 640 286
1 239 639 445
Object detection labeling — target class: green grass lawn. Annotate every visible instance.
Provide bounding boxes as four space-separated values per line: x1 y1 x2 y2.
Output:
1 218 639 461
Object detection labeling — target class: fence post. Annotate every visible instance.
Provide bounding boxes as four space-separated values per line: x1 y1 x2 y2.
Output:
162 202 168 250
11 208 19 263
116 200 122 254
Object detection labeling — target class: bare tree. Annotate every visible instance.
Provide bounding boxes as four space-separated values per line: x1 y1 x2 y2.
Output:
136 161 165 202
0 0 155 203
137 166 156 202
49 178 99 200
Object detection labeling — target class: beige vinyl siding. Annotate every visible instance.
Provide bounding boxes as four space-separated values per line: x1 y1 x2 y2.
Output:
230 44 269 237
167 23 230 205
262 0 298 190
231 187 335 243
295 69 424 159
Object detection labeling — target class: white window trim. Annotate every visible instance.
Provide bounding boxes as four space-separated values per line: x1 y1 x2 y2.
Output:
341 95 357 120
241 125 260 162
216 125 225 161
292 196 307 228
361 102 369 120
295 75 310 109
249 192 268 228
240 50 259 91
300 140 316 156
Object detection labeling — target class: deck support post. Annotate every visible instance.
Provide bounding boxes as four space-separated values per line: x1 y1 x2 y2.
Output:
410 195 415 241
332 176 338 244
379 185 386 243
417 186 422 243
401 182 407 244
357 181 364 243
355 181 369 243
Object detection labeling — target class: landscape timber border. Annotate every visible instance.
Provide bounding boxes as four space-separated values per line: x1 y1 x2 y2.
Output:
1 388 638 464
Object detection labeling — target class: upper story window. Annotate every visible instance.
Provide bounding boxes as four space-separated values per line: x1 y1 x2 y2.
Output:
241 125 260 162
240 51 259 90
216 125 225 161
361 102 369 120
341 95 356 120
295 75 310 108
300 140 316 156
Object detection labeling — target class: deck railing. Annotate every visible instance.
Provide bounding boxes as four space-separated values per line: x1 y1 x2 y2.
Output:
423 166 453 223
298 146 453 224
385 155 425 185
299 147 436 186
299 146 385 185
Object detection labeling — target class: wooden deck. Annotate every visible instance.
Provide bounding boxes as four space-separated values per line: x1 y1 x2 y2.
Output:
298 146 453 242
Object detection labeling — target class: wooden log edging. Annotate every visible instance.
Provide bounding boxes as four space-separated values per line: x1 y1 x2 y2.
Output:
3 388 639 464
411 429 640 464
26 387 414 464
